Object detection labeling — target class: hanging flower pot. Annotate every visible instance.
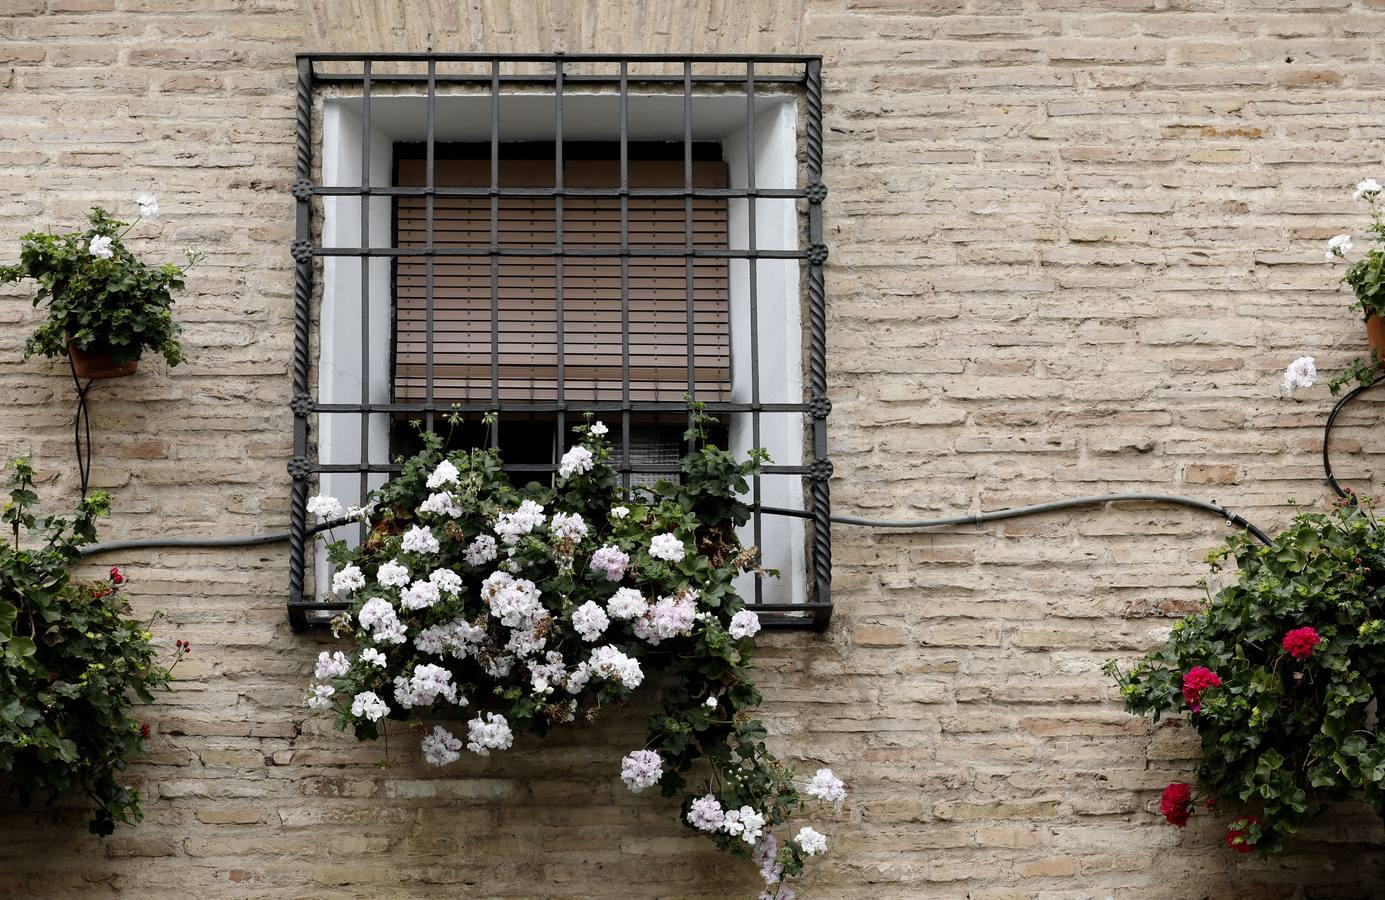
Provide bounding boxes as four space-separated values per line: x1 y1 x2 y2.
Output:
67 339 138 380
1367 314 1385 362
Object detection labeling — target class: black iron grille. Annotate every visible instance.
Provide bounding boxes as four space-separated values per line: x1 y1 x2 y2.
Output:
289 53 830 630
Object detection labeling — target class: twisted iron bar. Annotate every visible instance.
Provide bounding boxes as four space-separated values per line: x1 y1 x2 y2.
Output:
67 353 93 500
287 56 314 623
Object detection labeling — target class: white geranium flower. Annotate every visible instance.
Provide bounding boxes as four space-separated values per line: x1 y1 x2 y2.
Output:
136 193 159 219
728 609 761 640
314 650 350 680
1326 234 1353 261
1282 356 1317 395
306 494 344 519
610 506 630 519
377 559 410 587
606 587 648 620
350 690 389 722
429 567 463 595
465 712 514 756
426 459 460 489
722 806 765 845
795 826 827 856
359 647 387 667
550 511 588 542
419 491 463 518
331 564 365 595
806 768 847 809
421 725 462 766
704 696 718 709
88 235 113 259
1354 178 1383 201
620 749 663 793
306 683 335 710
465 533 498 566
557 445 594 480
400 579 442 611
590 421 608 436
648 533 685 563
687 794 724 831
571 600 610 642
401 524 440 554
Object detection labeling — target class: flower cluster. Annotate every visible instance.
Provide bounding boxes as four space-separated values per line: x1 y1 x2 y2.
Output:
305 414 844 891
1109 503 1385 855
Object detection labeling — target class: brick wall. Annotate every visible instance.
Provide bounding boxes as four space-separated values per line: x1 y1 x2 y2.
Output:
3 1 1385 896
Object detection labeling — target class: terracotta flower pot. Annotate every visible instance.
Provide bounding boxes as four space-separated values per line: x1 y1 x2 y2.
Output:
1368 315 1385 363
68 341 138 380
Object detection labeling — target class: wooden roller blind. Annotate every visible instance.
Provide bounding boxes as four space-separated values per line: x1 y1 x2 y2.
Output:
393 155 731 405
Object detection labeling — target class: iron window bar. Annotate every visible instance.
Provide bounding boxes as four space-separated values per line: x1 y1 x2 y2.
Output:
290 52 831 631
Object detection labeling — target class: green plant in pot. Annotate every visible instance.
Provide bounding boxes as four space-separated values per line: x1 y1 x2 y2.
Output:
1326 178 1385 374
0 198 200 379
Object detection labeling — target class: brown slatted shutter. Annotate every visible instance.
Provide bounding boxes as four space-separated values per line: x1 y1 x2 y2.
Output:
394 156 730 405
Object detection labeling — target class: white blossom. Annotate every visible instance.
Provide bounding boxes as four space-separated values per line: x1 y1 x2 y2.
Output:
465 533 499 566
88 234 113 259
687 794 725 831
495 500 546 546
729 609 761 640
1354 178 1383 201
806 768 847 809
585 644 644 689
620 749 663 792
314 650 350 680
306 494 344 519
421 725 462 766
550 511 588 544
401 524 440 554
753 834 782 886
429 567 463 595
306 683 335 710
1327 233 1353 261
414 617 485 659
722 806 766 845
350 690 389 721
588 545 629 582
426 458 461 489
557 445 594 479
377 559 410 587
610 506 630 519
481 571 545 629
633 592 697 645
648 532 686 563
705 696 718 709
393 663 460 709
419 491 463 518
1283 356 1317 395
465 712 514 755
358 598 407 644
400 579 442 611
606 588 649 620
359 647 387 667
331 564 365 595
795 826 827 856
136 193 159 219
571 600 610 642
347 502 376 522
590 421 608 436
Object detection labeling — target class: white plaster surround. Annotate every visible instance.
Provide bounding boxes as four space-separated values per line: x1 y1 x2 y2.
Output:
316 92 805 606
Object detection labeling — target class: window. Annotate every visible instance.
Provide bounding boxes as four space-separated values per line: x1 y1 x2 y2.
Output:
289 54 830 631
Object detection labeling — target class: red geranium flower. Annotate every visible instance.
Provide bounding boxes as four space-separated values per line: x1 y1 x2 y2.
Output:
1226 816 1259 854
140 722 151 739
1160 782 1193 827
109 566 124 585
1182 666 1222 713
1281 626 1321 660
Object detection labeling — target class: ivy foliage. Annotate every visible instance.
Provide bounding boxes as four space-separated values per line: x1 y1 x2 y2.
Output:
0 458 177 834
1109 503 1385 852
0 207 198 366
